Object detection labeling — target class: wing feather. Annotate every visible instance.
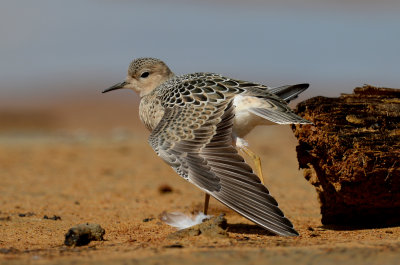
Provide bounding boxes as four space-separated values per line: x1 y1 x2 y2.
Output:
268 83 309 103
248 107 312 124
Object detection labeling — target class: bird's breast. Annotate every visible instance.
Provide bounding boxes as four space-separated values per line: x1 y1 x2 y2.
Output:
139 96 165 131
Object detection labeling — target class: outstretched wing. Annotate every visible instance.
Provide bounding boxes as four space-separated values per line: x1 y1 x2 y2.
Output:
232 81 312 125
148 98 298 236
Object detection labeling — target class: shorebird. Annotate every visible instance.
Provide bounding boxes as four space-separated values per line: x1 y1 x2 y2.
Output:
103 58 311 236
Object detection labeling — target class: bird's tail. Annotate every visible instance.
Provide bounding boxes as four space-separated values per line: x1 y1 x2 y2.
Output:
268 83 309 103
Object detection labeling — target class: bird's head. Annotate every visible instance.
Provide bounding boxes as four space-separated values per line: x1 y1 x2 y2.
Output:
103 58 174 97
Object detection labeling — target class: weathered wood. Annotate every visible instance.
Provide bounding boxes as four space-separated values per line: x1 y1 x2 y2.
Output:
292 85 400 226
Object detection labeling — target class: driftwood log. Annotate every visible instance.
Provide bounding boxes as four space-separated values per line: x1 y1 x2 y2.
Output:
292 85 400 226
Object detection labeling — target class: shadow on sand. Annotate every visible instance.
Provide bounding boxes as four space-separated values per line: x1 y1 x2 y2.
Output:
227 223 276 236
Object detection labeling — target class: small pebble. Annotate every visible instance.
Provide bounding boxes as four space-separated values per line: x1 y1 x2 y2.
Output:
64 223 105 247
43 215 61 220
158 184 173 194
18 212 35 217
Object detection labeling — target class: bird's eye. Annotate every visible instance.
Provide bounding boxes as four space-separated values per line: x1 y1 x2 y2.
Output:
140 72 150 78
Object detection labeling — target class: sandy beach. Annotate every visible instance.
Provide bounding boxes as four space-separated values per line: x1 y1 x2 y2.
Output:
1 96 400 264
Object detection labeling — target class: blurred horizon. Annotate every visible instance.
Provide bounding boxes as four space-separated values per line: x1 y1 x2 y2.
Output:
1 0 399 131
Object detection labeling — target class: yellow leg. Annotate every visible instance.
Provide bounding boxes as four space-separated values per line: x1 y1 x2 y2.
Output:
204 193 210 215
239 146 265 185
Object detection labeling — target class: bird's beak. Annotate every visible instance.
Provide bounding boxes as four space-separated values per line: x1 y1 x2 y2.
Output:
102 81 128 93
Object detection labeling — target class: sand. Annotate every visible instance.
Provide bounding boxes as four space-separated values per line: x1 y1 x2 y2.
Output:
1 97 400 264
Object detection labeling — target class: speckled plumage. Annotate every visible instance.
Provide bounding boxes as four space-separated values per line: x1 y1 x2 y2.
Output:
103 58 312 236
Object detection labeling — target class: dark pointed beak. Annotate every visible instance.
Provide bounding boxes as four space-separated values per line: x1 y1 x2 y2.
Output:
102 81 128 93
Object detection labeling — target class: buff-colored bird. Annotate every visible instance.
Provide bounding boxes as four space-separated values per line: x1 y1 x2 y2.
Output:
103 58 311 236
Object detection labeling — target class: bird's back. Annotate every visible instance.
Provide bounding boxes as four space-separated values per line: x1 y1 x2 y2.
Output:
142 73 310 137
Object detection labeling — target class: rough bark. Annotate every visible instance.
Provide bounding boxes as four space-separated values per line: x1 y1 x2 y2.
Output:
292 85 400 226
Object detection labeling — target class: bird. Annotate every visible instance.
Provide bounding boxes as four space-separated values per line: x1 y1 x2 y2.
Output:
103 57 311 236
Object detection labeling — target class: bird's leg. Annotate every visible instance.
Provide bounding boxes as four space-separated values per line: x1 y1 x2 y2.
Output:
239 145 265 185
203 193 210 215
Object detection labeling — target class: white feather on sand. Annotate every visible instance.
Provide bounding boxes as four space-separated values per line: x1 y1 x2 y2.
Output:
160 212 211 230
